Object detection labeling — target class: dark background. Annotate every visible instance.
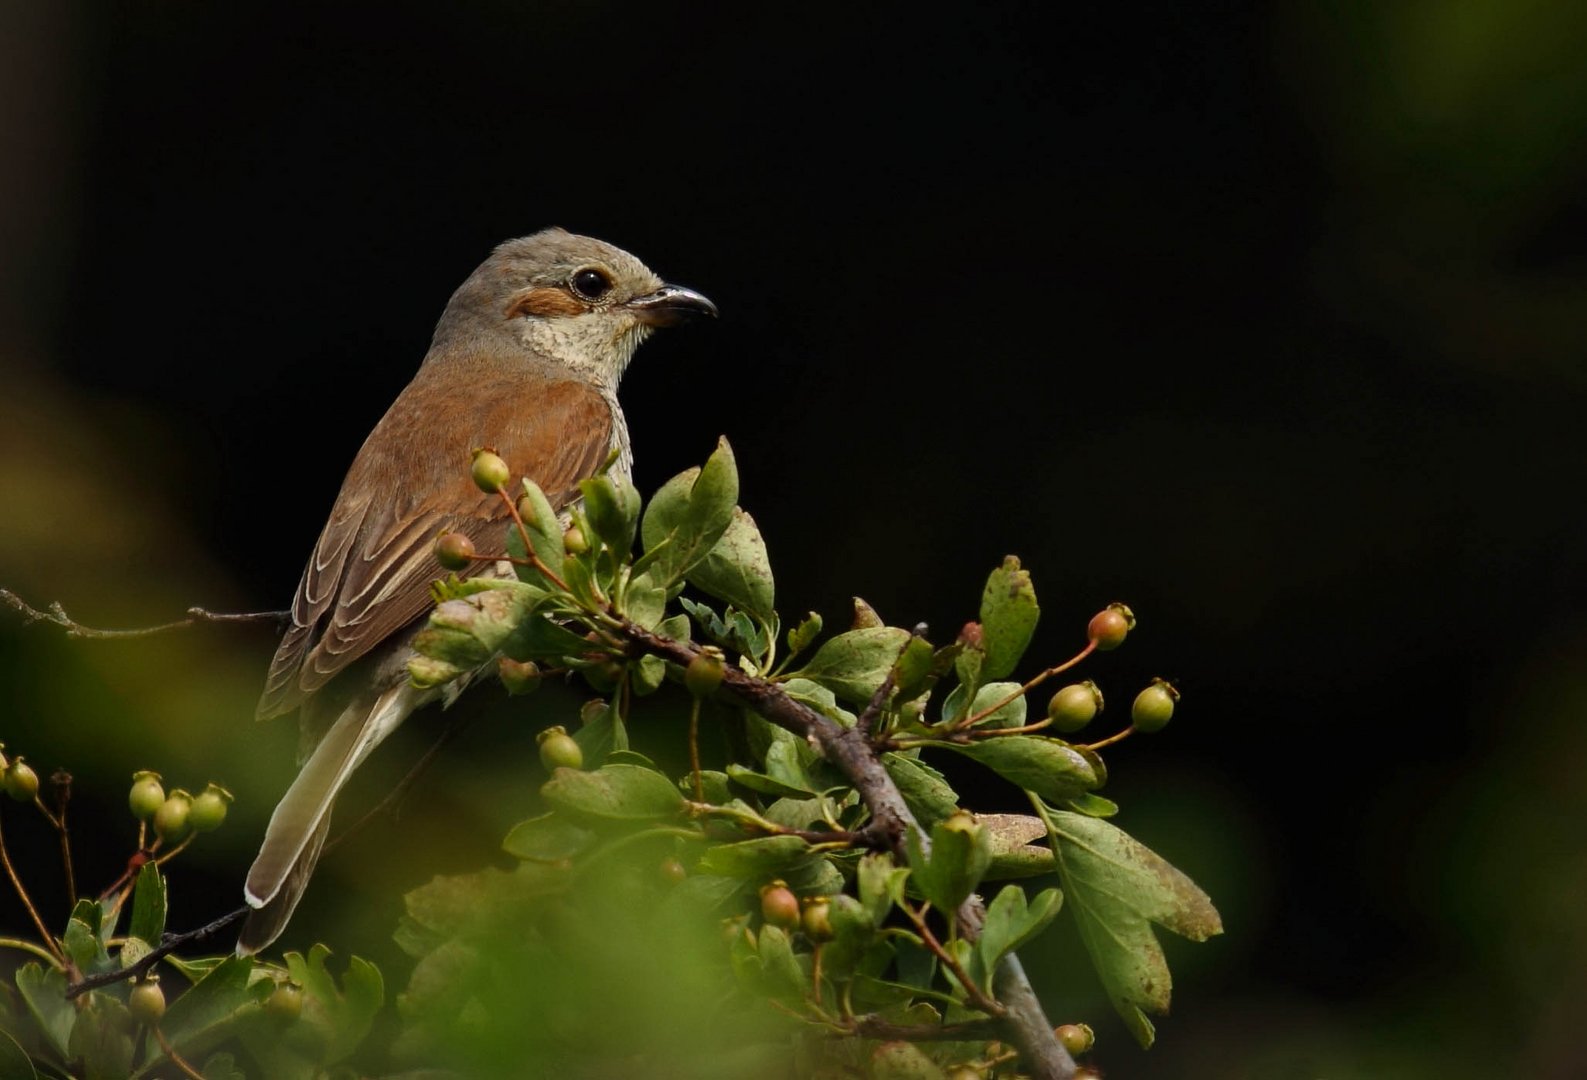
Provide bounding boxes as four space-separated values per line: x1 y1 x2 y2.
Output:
5 2 1587 1076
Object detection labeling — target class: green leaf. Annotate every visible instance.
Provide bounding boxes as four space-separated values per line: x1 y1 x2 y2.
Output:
513 478 566 582
129 861 167 947
963 681 1026 729
199 1051 247 1080
67 994 133 1080
870 1040 949 1080
954 640 985 703
724 764 817 799
795 626 910 704
754 926 807 1005
890 633 936 702
158 954 256 1049
1041 808 1223 1048
63 900 107 973
160 954 229 985
579 473 639 557
503 611 596 663
686 507 775 623
781 677 856 726
1066 792 1121 818
285 945 384 1066
502 813 597 862
621 569 668 629
974 884 1062 991
570 702 621 769
980 812 1058 879
541 764 686 822
785 612 823 660
639 437 740 587
15 964 72 1059
696 836 813 878
857 852 910 925
0 1028 36 1080
979 556 1039 681
938 736 1098 801
881 753 959 826
903 814 991 914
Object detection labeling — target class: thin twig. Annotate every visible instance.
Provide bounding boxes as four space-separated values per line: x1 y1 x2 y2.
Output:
688 697 704 803
901 901 1004 1017
0 809 66 965
843 1015 1005 1042
36 770 76 905
1080 725 1135 752
1 589 290 640
0 935 65 967
954 640 1097 731
66 905 248 998
856 668 898 743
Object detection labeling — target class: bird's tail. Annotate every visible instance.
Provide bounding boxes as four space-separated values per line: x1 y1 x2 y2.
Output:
238 681 417 955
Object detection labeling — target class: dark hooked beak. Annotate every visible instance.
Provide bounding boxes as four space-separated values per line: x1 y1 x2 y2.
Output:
626 284 719 327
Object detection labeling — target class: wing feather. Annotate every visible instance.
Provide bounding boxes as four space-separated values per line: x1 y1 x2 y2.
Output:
256 364 614 719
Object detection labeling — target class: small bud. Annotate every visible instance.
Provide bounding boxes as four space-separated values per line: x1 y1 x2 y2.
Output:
188 783 233 832
759 881 800 929
498 657 542 696
562 524 589 554
153 790 193 842
128 771 166 821
1047 681 1103 734
850 597 884 630
721 914 752 947
266 982 303 1022
957 620 984 650
434 531 477 571
3 759 39 802
515 493 540 524
1087 603 1135 650
659 856 688 886
1055 1022 1095 1054
1131 678 1179 733
537 727 584 771
128 977 166 1025
470 448 511 493
801 896 834 942
684 647 726 698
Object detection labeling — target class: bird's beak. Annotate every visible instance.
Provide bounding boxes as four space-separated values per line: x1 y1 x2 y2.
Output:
626 284 719 327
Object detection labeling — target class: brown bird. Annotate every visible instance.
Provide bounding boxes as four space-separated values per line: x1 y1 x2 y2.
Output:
239 229 715 953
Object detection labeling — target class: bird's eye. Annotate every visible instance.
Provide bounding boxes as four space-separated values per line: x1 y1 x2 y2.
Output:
570 267 613 301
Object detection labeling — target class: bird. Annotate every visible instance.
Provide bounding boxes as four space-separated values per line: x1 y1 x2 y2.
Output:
238 228 716 953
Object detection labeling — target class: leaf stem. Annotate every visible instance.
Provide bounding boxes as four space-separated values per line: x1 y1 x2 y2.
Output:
955 640 1096 730
0 935 64 967
1079 725 1135 752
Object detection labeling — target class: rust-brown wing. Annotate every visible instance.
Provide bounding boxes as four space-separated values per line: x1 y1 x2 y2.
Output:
257 367 613 719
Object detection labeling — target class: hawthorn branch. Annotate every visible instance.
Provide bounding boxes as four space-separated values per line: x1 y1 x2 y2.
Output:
1 590 290 640
618 618 1077 1080
66 905 247 999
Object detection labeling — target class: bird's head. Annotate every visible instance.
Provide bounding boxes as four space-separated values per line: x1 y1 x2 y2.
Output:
430 227 717 386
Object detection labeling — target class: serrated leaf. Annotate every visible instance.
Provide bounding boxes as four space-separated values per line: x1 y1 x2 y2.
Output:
15 964 73 1059
980 812 1058 879
129 861 166 946
541 764 686 822
795 626 910 704
938 736 1098 801
686 507 775 623
786 612 823 659
157 954 256 1050
881 753 959 826
979 556 1039 681
639 438 740 587
284 945 383 1066
502 813 596 862
696 835 813 877
974 884 1062 991
1041 808 1223 1047
67 994 133 1080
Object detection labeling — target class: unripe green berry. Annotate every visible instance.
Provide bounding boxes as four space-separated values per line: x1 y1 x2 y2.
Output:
801 896 834 942
684 647 726 698
1048 681 1103 734
1087 603 1135 650
1055 1022 1095 1054
1131 679 1178 733
562 524 589 554
470 448 511 493
498 657 542 696
759 881 800 929
129 771 165 820
128 978 166 1025
537 727 583 771
189 783 233 832
266 982 303 1022
3 759 39 802
659 856 687 886
434 531 476 571
153 790 193 842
